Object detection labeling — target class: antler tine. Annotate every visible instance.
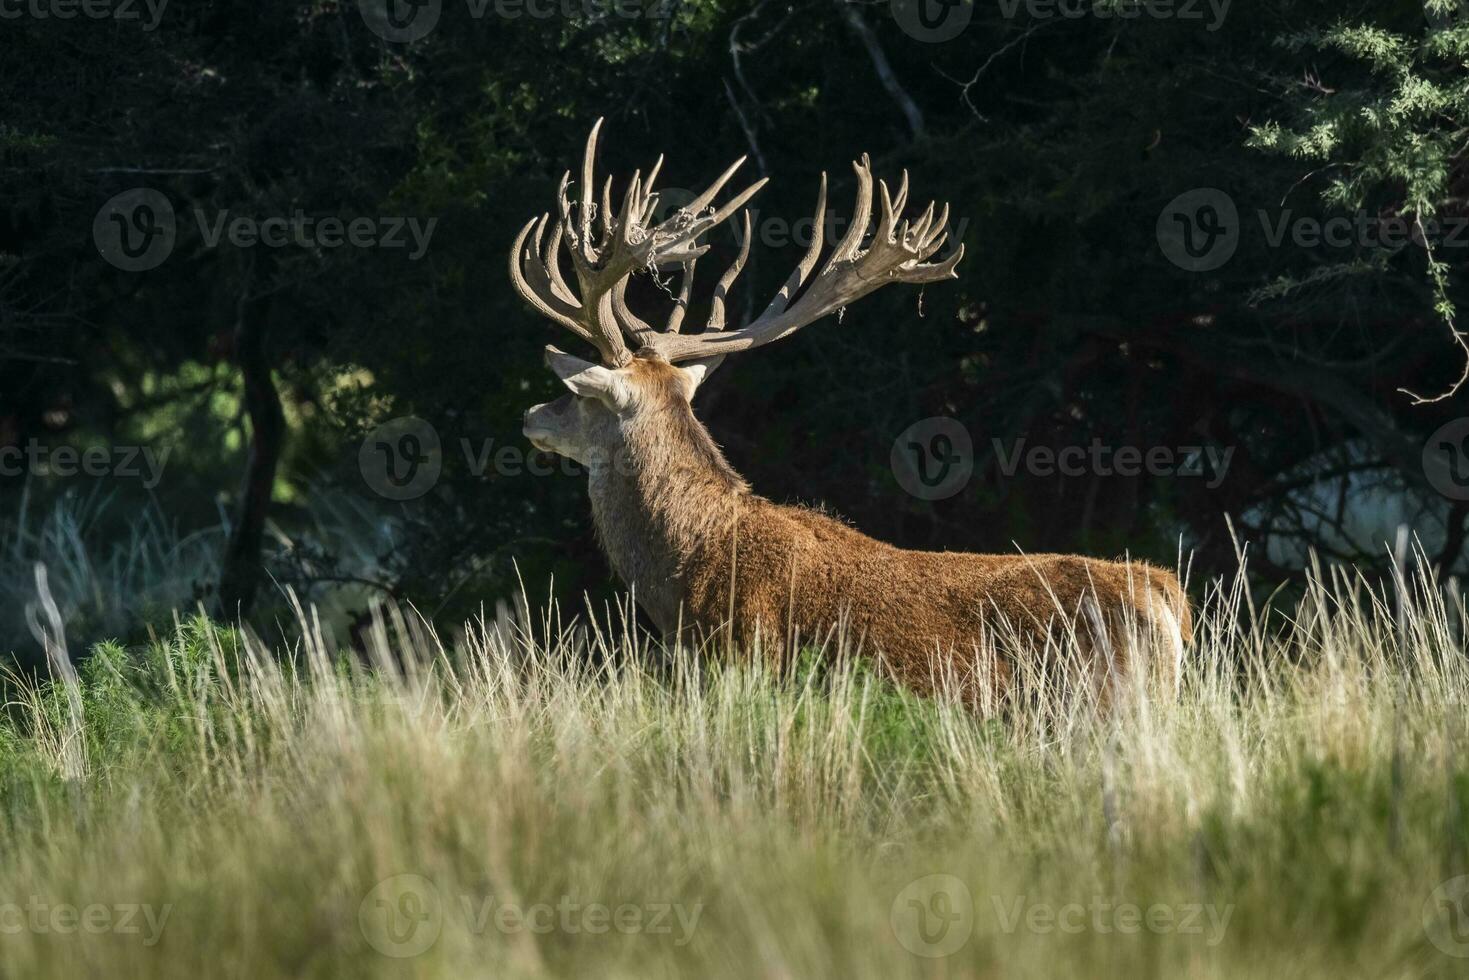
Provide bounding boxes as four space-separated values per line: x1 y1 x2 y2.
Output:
709 211 752 332
540 217 576 306
679 156 747 219
892 169 910 216
651 177 768 265
907 241 966 283
619 173 647 251
599 175 615 246
508 122 636 366
593 291 634 365
877 178 899 244
556 172 574 234
681 213 754 375
557 170 590 279
578 118 602 260
526 216 579 311
645 154 663 196
924 203 951 250
666 259 697 334
611 279 656 347
511 123 959 371
908 200 937 245
827 156 873 265
510 215 596 344
758 173 827 321
641 157 963 364
894 203 959 281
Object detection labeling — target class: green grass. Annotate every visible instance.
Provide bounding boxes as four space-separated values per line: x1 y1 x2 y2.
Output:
1 564 1468 978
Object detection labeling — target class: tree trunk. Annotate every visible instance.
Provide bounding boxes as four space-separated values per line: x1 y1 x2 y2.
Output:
217 282 285 619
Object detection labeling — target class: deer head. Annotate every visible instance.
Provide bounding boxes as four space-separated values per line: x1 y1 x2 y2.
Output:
515 118 963 466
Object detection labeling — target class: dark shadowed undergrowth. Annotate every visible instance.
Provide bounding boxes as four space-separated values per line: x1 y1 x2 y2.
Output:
1 560 1467 979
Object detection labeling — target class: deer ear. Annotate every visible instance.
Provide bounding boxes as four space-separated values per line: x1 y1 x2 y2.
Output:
678 356 724 398
545 346 630 408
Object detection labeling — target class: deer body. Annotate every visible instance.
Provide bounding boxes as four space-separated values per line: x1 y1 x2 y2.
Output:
536 353 1189 701
514 121 1189 703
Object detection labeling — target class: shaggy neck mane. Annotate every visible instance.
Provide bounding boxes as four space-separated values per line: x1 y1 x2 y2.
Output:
587 394 749 625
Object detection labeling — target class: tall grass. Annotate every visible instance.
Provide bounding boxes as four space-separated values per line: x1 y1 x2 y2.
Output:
0 483 401 662
1 559 1467 978
0 487 223 657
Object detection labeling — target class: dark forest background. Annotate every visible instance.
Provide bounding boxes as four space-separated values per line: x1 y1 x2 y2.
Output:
2 0 1468 668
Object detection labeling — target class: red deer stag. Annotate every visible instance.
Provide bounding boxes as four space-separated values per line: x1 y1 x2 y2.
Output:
514 120 1189 704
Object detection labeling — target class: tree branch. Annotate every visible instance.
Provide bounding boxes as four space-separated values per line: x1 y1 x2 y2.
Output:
836 0 925 142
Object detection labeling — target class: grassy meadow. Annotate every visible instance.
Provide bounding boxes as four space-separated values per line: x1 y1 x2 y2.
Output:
1 560 1468 978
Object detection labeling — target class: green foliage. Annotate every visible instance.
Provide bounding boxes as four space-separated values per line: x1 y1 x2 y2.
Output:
1247 10 1469 347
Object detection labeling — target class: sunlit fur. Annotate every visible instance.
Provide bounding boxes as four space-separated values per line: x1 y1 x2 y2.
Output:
525 349 1190 703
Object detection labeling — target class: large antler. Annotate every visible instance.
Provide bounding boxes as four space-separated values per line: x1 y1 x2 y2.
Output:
509 119 963 367
509 118 766 366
